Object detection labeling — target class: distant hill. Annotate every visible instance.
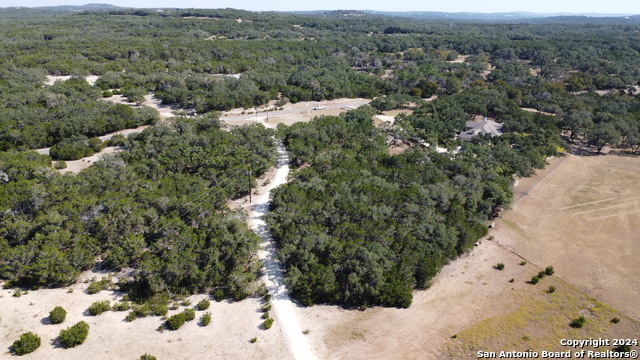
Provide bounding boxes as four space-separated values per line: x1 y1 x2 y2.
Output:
33 3 125 11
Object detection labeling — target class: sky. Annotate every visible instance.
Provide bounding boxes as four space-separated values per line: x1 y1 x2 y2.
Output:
2 0 639 15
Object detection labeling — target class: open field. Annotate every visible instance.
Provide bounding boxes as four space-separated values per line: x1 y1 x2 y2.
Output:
493 154 640 321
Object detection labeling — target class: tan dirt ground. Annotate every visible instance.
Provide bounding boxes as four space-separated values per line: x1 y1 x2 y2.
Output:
0 271 292 360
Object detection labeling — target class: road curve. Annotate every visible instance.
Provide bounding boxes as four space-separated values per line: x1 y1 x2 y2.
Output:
250 143 318 360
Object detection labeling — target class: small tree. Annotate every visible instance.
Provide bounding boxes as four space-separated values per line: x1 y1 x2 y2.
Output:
201 312 212 326
547 286 556 293
152 304 168 316
263 318 274 330
88 300 111 316
49 306 67 324
495 263 505 270
166 313 187 330
184 308 196 321
13 332 41 355
570 316 586 328
530 276 540 285
197 298 210 311
59 321 90 348
140 354 157 360
545 266 555 276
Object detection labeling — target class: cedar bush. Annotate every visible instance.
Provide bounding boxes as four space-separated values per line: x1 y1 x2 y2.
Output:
166 313 187 330
59 321 89 348
49 306 67 324
152 304 168 316
140 354 157 360
88 300 111 315
184 308 196 321
197 298 210 311
201 312 212 326
13 332 41 355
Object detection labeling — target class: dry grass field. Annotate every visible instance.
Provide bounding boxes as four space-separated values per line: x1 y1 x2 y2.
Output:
494 154 640 321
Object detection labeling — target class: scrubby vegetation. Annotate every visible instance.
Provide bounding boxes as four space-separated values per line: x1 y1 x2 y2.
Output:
88 300 111 315
12 332 41 355
196 298 210 311
58 321 90 348
49 306 67 324
201 312 212 326
166 313 187 330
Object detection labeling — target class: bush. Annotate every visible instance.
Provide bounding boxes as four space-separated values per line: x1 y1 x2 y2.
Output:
102 90 113 98
140 354 156 360
166 313 187 330
260 302 272 312
545 266 555 276
261 311 270 320
495 263 505 270
152 304 168 316
508 278 515 283
134 304 151 318
547 286 556 293
262 318 274 330
250 337 257 343
530 276 540 284
125 312 137 322
213 289 226 302
113 302 131 311
87 278 110 294
13 289 22 297
53 161 67 170
537 271 546 279
49 306 67 324
88 300 111 315
13 332 41 355
59 321 89 348
611 317 620 324
570 316 586 328
197 298 210 311
201 312 212 326
184 308 196 321
520 261 527 266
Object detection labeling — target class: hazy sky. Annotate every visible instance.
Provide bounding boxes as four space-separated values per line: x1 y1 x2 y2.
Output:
2 0 639 14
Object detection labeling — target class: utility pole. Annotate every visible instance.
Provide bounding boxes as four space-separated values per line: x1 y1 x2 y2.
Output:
247 166 252 204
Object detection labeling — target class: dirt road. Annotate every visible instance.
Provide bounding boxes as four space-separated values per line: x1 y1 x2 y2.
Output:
250 143 318 360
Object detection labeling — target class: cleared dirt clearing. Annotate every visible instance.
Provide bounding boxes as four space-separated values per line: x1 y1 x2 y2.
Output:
492 154 640 321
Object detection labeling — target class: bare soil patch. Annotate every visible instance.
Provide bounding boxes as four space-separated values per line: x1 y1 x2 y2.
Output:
0 271 292 360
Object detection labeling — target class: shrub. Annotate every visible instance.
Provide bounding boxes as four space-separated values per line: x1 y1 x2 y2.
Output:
570 316 586 328
262 318 274 330
49 306 67 324
152 304 168 316
13 332 41 355
13 289 22 297
508 278 515 283
495 263 505 270
213 289 225 302
197 298 210 311
611 317 620 324
53 161 67 170
113 302 131 311
125 312 137 322
166 313 187 330
102 90 113 98
140 354 156 360
88 300 111 316
134 304 151 318
184 308 196 321
520 261 527 266
87 278 110 294
545 266 555 276
530 276 540 284
260 302 272 312
547 286 556 293
201 312 212 326
250 337 257 343
537 271 546 279
181 298 192 306
261 311 270 320
59 321 89 348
